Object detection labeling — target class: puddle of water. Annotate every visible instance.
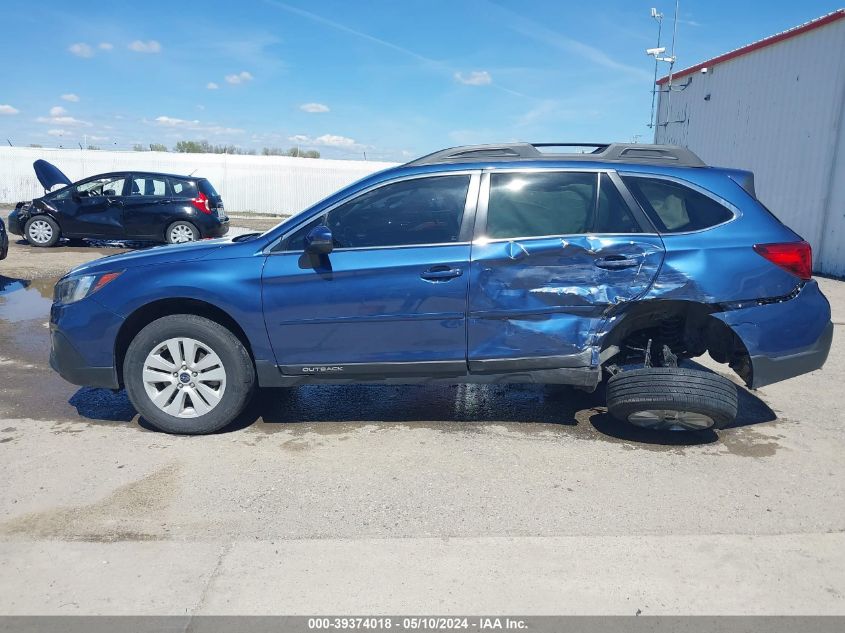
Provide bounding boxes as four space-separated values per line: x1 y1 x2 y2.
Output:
0 278 54 323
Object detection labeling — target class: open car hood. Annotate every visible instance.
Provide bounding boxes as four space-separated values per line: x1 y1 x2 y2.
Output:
33 159 72 191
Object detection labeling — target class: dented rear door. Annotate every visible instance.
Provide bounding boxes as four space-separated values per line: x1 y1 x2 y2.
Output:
467 169 665 373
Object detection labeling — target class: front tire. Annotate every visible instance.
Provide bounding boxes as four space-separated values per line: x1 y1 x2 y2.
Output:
606 367 738 431
124 315 255 434
166 221 199 244
24 216 60 247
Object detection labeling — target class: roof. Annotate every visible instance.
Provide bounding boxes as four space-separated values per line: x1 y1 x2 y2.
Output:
405 142 706 168
657 8 845 85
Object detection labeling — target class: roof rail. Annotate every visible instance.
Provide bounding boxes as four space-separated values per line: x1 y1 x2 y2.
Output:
404 142 706 167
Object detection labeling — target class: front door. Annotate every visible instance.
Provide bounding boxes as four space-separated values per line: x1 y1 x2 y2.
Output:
63 174 128 239
467 170 665 373
262 172 479 378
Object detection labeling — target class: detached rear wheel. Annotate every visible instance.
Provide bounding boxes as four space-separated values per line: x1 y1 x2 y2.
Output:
124 315 255 434
606 367 738 431
24 216 60 247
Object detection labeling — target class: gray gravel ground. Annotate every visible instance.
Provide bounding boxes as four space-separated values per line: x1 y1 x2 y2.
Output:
0 235 843 615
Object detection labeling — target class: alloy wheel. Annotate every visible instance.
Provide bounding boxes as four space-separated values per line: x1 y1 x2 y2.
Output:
142 337 227 418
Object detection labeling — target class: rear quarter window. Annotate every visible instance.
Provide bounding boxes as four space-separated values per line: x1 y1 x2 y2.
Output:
169 178 198 198
622 175 734 233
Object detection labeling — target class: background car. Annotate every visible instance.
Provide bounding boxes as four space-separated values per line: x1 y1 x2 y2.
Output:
7 160 228 247
0 216 8 260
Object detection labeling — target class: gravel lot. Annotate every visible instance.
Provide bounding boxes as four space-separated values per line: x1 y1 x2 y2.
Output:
0 231 843 615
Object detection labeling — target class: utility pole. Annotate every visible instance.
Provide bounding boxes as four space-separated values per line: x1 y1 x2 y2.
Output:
647 7 664 130
645 3 679 137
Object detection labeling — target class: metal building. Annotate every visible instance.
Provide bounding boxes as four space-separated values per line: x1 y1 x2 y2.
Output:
654 9 845 276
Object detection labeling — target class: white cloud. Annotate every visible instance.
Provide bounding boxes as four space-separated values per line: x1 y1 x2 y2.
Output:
289 133 357 149
206 82 219 90
0 104 19 115
68 43 94 58
37 114 92 127
49 106 67 117
98 42 113 50
61 93 80 102
47 129 68 137
154 116 199 127
151 115 242 135
225 71 254 84
128 40 162 53
454 70 492 86
300 102 330 113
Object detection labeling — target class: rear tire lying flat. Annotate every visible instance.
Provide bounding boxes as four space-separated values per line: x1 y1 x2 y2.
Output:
606 367 738 431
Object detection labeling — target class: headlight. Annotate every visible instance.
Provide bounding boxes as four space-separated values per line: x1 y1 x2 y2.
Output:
53 271 123 304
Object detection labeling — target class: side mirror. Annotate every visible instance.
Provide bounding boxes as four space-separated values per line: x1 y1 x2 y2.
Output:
71 191 81 202
305 225 333 255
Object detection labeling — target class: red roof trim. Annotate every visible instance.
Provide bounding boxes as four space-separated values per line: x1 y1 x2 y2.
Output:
656 9 845 85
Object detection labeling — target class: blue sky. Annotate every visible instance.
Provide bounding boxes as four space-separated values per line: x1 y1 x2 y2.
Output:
0 0 838 160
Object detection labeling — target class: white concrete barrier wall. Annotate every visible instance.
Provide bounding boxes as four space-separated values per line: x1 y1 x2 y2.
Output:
0 147 397 216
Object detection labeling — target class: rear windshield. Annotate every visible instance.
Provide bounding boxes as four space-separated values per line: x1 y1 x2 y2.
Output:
168 178 198 198
198 179 219 197
622 175 734 233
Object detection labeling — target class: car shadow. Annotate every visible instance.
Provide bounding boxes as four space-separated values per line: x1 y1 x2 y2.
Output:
67 364 777 446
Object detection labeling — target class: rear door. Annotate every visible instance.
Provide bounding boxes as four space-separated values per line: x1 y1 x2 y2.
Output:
122 174 171 239
467 169 665 373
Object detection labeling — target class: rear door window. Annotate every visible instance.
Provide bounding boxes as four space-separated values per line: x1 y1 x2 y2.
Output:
485 172 596 239
130 176 167 196
169 178 199 198
595 174 641 233
621 175 734 232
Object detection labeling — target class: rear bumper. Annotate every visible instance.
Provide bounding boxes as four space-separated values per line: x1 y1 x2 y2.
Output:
749 321 833 388
202 219 229 238
50 328 119 389
714 280 833 388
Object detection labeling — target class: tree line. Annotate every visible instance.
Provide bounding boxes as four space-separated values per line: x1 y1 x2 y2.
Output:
130 141 319 158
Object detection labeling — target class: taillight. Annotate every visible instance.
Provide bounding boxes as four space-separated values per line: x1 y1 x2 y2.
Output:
753 241 812 280
191 191 211 214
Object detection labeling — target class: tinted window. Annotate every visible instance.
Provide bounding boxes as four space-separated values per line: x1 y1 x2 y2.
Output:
595 174 640 233
622 176 734 232
169 178 199 197
485 172 596 239
76 175 126 198
286 175 470 250
130 176 167 196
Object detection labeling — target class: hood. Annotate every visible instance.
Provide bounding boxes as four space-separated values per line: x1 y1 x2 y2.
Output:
33 159 72 191
66 238 233 277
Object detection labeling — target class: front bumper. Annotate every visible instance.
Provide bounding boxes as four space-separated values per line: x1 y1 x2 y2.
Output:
50 328 120 389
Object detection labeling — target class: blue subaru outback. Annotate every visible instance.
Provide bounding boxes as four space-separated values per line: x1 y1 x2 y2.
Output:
49 143 833 434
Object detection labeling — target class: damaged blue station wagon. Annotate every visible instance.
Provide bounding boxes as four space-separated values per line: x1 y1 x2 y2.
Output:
49 143 833 434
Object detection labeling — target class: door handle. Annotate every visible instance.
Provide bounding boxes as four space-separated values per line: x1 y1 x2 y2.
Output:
594 255 641 270
420 266 463 281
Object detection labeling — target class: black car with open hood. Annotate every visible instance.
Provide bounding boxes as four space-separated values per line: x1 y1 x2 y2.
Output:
8 160 228 247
